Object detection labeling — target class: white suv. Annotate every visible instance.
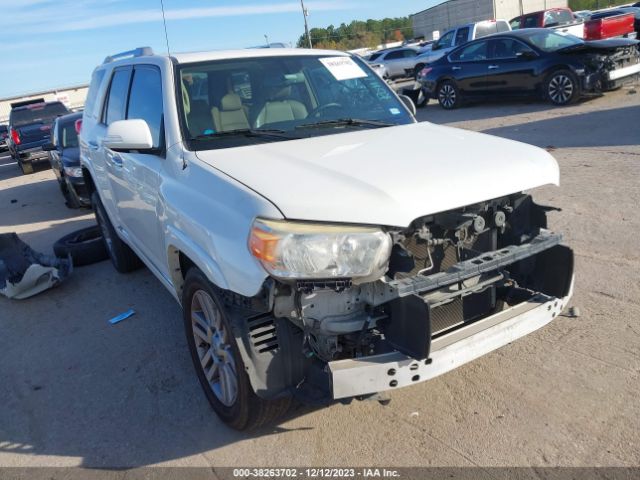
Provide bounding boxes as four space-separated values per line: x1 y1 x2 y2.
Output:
80 46 574 430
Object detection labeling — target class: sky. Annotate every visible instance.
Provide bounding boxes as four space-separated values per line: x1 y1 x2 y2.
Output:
0 0 443 98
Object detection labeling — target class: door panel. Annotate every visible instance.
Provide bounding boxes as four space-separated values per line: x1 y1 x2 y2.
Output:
484 39 540 94
107 65 167 274
448 41 491 95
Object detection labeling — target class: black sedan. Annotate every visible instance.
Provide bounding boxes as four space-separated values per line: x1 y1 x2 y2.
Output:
44 112 89 208
416 29 640 108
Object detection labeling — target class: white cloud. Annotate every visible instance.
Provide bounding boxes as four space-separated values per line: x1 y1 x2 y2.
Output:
13 1 351 33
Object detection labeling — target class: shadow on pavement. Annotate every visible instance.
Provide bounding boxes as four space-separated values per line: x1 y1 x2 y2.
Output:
481 105 640 149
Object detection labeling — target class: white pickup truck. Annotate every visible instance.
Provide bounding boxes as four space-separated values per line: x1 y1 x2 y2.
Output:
80 47 574 430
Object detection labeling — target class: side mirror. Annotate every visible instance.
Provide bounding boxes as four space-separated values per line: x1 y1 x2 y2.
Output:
398 94 417 116
103 119 153 151
42 143 56 151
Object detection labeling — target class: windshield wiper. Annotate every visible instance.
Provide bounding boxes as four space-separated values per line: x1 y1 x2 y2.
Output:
296 118 395 130
191 128 295 141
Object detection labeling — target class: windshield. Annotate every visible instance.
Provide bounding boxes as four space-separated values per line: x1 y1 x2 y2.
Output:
11 102 69 127
178 55 413 150
517 30 583 51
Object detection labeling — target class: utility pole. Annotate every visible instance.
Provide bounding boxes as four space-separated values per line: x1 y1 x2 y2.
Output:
301 0 312 49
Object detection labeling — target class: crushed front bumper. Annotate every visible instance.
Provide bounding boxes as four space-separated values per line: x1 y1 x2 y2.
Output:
330 281 573 399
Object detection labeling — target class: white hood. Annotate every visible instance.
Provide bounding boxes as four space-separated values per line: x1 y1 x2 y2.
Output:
196 122 559 227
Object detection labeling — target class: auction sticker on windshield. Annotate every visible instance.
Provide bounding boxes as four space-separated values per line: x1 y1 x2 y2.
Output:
320 57 367 81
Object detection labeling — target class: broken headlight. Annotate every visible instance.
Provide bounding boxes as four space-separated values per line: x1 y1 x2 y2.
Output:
249 218 392 281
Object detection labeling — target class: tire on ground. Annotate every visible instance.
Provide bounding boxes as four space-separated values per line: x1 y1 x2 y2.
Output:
53 225 109 267
437 80 461 109
182 267 292 430
545 69 580 106
91 192 143 273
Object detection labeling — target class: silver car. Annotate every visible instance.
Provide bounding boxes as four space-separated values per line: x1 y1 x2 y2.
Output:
367 47 420 79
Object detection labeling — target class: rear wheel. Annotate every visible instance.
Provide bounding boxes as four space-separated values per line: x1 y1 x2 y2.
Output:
545 70 579 106
182 268 291 430
91 192 143 273
18 158 33 175
437 80 461 109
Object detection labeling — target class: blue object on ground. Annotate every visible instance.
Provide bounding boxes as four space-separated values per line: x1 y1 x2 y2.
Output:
109 309 136 325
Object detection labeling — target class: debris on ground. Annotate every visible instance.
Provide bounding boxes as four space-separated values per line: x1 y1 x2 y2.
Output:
0 233 72 300
109 309 136 325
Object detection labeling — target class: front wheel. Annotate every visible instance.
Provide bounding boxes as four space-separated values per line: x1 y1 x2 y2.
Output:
91 192 142 273
545 70 579 106
437 80 461 109
182 268 291 430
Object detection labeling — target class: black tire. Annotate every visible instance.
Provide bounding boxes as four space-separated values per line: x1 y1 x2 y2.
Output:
437 80 461 109
53 225 109 267
59 178 81 209
18 158 33 175
182 268 292 430
545 69 580 106
91 192 143 273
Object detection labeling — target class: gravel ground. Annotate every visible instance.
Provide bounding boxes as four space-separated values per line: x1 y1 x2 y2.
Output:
0 86 638 469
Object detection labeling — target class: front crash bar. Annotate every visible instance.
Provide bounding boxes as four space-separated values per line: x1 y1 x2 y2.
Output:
364 229 562 307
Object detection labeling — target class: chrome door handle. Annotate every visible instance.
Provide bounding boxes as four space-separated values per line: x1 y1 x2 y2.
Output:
488 65 500 70
452 66 462 71
88 141 99 151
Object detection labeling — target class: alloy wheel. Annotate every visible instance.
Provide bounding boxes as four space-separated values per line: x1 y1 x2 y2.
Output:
438 84 456 108
548 74 574 104
191 290 238 407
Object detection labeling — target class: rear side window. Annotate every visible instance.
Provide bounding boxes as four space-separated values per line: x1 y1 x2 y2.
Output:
84 69 106 119
127 66 163 148
385 50 404 60
455 27 470 45
450 41 489 62
104 69 132 125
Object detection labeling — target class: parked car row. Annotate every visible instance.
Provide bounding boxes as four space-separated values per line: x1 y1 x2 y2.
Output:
415 29 640 109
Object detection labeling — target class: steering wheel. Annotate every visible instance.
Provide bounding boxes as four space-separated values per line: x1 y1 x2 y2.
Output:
308 103 343 118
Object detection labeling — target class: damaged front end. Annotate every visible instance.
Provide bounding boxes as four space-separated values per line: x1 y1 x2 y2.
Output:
223 193 574 403
569 42 640 92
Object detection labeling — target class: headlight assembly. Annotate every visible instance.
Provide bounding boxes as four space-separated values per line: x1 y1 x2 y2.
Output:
249 218 392 282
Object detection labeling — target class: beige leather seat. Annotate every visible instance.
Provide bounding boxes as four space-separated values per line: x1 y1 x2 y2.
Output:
211 93 250 132
254 86 308 128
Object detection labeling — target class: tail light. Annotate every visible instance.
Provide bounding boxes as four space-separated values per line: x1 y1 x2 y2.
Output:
10 128 21 145
75 119 83 134
419 67 433 77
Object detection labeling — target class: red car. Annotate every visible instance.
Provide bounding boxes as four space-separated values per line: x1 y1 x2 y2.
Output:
584 10 636 40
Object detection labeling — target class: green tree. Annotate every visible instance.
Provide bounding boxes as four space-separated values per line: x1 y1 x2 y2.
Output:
296 17 413 50
568 0 630 9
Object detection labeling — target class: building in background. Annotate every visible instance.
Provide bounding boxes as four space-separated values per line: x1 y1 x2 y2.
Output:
0 85 88 124
411 0 569 40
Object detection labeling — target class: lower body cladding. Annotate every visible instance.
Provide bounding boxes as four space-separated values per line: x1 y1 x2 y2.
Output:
227 193 575 403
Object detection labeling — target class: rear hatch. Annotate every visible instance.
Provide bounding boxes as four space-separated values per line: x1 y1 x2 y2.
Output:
10 102 69 148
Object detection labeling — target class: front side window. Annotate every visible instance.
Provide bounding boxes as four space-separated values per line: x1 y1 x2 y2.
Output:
489 39 535 59
127 66 163 148
104 68 131 125
178 55 413 150
385 50 404 60
437 30 455 49
544 10 574 27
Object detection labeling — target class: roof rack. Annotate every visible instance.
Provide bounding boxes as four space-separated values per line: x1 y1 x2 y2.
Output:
103 47 154 64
